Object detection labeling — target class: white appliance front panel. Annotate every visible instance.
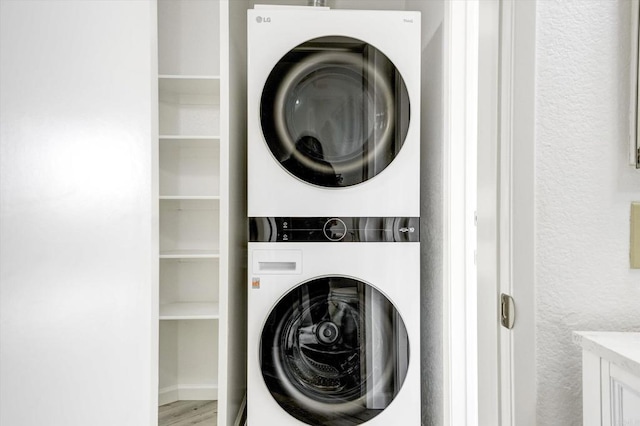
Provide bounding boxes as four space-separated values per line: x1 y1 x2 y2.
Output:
247 242 420 425
247 9 420 217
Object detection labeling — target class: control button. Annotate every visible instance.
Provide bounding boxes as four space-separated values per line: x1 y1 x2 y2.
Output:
279 232 291 242
323 218 347 241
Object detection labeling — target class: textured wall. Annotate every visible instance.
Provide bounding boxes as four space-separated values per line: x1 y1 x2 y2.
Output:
535 1 640 425
405 0 444 424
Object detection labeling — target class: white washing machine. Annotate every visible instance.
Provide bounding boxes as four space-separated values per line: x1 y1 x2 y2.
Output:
247 217 420 425
248 7 421 217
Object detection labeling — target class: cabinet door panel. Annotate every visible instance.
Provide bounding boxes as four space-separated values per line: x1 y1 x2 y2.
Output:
0 1 157 425
610 364 640 426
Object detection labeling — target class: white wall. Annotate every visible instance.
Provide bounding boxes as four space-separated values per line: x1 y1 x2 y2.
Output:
0 1 157 425
535 1 640 424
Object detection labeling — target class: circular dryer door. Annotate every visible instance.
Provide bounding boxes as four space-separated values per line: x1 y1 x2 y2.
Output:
260 276 410 425
260 36 411 188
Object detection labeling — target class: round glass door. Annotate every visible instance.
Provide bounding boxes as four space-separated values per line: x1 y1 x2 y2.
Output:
260 276 410 425
260 37 411 187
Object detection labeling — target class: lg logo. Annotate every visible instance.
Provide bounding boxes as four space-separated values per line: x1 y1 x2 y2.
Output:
256 16 271 23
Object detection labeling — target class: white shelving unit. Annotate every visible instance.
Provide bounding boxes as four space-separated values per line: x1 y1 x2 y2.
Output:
157 0 222 411
156 0 249 424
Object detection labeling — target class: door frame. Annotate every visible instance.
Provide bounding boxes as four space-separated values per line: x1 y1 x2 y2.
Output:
475 0 537 425
499 1 537 424
444 1 479 424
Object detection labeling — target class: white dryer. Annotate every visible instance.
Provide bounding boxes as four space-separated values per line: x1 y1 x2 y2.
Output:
248 8 421 217
247 217 420 425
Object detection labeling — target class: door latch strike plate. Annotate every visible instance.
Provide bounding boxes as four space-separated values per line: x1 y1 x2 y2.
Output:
501 293 515 329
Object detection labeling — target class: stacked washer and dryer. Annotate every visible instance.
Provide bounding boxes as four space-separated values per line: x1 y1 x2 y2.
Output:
247 6 421 425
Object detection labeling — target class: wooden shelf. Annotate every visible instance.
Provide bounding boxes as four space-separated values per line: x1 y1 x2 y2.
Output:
159 250 220 259
160 302 220 320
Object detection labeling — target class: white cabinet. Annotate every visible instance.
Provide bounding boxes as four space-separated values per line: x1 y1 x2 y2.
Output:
1 1 158 425
575 332 640 426
608 363 640 424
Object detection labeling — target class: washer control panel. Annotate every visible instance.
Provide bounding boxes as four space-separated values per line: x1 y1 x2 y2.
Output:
249 217 419 242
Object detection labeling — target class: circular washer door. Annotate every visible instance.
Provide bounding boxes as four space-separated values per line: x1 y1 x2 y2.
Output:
260 276 410 425
260 36 411 188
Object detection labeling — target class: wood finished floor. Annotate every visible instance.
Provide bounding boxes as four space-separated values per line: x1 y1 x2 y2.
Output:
159 400 217 426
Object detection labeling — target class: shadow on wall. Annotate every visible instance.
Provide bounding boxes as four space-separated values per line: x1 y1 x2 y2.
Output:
420 21 444 426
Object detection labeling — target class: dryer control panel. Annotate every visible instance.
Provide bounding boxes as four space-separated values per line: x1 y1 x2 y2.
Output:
249 217 419 242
